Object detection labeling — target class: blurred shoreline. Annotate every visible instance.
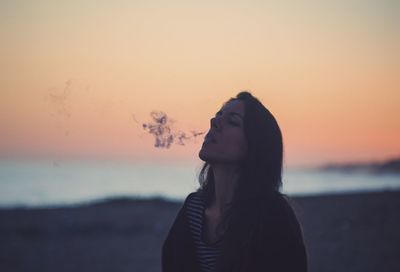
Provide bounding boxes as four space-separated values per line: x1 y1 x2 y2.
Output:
0 190 399 272
2 158 400 207
316 157 400 174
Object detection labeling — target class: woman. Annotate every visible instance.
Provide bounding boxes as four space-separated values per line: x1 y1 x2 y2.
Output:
162 91 308 272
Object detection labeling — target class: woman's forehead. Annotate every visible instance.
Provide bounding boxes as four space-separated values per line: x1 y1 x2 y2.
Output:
220 99 244 113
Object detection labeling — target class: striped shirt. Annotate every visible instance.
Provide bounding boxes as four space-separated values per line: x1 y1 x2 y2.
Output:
186 193 222 272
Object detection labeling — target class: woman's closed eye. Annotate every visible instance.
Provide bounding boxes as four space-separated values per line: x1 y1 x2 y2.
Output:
211 113 241 127
229 120 239 126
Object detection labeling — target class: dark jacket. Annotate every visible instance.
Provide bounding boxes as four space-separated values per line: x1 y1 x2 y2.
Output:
162 191 308 272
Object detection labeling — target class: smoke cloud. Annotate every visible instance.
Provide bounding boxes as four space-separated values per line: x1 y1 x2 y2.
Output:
132 111 205 149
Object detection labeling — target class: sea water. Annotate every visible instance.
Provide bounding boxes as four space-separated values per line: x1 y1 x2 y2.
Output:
0 159 399 207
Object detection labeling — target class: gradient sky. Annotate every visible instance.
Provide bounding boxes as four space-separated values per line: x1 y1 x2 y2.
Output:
1 0 399 167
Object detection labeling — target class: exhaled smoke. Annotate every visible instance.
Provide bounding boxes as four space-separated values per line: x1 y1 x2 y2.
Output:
47 80 72 137
48 80 71 118
132 111 205 149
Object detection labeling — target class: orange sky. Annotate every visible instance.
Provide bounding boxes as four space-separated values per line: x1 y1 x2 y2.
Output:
1 0 399 167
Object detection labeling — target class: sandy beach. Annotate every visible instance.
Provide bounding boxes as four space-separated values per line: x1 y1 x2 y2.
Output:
0 190 399 272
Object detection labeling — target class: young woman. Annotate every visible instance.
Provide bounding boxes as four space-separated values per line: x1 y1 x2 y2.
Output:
162 91 308 272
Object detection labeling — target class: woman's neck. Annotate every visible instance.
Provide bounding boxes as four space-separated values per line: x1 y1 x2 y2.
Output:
209 163 241 214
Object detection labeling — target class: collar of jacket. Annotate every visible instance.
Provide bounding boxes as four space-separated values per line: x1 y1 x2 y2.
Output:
161 192 261 272
161 192 202 272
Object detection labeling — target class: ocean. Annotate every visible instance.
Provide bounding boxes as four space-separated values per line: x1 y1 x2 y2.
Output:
0 159 399 207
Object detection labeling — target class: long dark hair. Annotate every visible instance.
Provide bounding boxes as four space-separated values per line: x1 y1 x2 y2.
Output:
198 91 283 196
196 91 298 270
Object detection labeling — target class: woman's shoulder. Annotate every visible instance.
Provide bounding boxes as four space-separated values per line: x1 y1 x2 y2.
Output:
258 192 299 219
251 193 308 271
262 194 304 244
183 190 204 205
257 192 305 243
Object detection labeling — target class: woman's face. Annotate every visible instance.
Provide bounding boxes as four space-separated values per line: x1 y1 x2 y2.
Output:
199 99 248 164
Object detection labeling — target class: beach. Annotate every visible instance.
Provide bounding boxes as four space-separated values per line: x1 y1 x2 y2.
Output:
0 190 399 272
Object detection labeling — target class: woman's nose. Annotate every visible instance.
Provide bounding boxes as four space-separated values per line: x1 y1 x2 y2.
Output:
210 116 221 129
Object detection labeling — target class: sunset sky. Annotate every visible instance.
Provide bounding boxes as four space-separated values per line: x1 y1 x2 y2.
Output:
1 0 399 167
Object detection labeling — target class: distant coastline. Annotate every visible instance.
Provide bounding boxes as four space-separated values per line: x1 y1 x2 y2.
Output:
317 157 400 174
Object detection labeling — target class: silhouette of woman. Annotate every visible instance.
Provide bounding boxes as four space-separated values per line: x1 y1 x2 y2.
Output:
162 91 308 272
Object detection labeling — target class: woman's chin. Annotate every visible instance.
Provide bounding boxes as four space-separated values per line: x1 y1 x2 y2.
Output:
198 150 207 162
198 148 213 162
199 150 222 164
